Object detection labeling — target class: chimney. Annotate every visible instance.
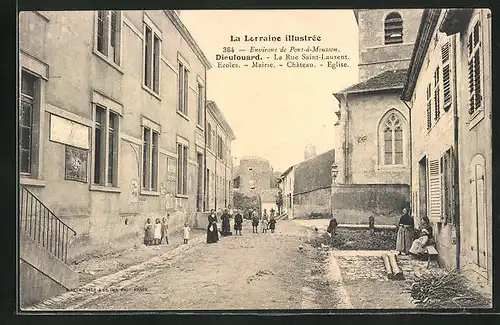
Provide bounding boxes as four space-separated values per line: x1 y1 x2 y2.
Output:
304 143 316 160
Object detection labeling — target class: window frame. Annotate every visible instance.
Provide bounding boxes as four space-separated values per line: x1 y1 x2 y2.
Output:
378 109 407 168
383 12 404 45
177 60 190 117
91 103 121 190
467 15 485 129
94 10 123 68
176 137 189 197
19 63 47 186
142 14 162 97
197 82 204 127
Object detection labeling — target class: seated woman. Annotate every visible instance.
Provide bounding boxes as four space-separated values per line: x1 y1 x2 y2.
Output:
409 228 432 260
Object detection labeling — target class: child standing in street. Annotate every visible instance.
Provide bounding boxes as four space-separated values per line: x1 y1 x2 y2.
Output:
144 218 154 246
161 217 169 244
268 216 277 233
183 222 191 244
154 218 162 245
252 210 259 233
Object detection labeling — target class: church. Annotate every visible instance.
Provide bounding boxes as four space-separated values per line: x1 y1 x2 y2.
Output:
331 9 423 224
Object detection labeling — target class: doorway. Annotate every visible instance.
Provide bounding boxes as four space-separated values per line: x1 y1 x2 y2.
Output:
196 153 203 212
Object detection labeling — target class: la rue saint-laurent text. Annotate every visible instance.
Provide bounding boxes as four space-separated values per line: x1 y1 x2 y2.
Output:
230 34 322 42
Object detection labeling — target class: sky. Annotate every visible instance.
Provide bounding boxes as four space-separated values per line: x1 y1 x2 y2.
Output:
180 10 359 172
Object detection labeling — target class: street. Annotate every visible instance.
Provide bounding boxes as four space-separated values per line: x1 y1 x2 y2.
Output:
30 220 345 310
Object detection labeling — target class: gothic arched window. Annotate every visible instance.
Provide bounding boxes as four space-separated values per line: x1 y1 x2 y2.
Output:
381 112 404 165
384 12 403 45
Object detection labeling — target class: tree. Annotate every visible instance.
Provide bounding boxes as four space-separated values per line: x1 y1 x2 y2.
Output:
276 190 283 215
233 192 260 215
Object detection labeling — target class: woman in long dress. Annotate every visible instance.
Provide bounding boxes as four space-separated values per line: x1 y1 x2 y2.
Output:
396 208 414 255
207 209 219 244
221 209 231 236
143 218 154 245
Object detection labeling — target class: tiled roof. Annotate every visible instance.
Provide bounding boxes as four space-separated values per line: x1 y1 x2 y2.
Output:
293 149 335 194
336 69 408 95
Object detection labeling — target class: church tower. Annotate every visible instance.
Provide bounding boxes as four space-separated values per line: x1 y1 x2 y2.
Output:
354 9 424 82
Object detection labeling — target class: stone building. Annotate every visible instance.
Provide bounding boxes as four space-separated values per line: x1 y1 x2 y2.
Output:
18 10 234 304
232 156 273 197
279 149 335 219
205 100 235 212
331 9 423 224
401 9 492 290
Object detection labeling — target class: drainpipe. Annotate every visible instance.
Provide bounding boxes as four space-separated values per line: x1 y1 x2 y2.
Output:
343 93 349 184
203 70 207 212
451 34 461 272
401 99 413 212
215 123 218 212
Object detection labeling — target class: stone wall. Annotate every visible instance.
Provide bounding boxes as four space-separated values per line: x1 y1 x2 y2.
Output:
331 184 410 225
292 188 331 219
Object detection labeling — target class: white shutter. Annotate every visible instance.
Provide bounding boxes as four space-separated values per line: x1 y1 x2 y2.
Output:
428 159 442 222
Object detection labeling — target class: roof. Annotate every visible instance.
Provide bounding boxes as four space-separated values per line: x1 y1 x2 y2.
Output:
293 149 335 195
334 69 408 99
260 189 279 202
207 100 236 140
164 11 211 69
279 165 294 179
400 9 441 101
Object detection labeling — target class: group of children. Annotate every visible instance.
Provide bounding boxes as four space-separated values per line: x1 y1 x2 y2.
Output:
143 217 191 246
251 209 277 234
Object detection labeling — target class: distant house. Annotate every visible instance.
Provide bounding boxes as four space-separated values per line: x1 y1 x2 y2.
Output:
260 189 279 216
279 149 335 219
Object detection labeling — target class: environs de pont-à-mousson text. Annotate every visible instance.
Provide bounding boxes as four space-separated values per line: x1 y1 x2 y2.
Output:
215 34 350 70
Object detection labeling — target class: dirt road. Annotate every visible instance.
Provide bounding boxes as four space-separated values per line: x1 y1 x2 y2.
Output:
37 220 342 310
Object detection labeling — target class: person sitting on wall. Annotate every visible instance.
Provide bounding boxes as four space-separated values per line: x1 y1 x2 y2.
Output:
409 228 433 260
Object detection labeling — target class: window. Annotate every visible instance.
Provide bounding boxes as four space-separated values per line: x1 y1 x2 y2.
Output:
143 24 161 94
93 105 119 186
212 130 216 152
467 20 482 116
96 11 121 65
177 143 188 195
197 83 204 126
384 12 403 45
434 67 440 120
426 84 432 130
142 127 159 191
441 41 452 111
20 71 38 174
207 123 212 149
217 135 223 159
380 111 404 165
178 61 189 115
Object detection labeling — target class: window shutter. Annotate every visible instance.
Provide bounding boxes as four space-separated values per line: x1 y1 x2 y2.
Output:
441 41 452 110
428 159 442 222
426 84 432 130
434 68 440 120
473 50 482 109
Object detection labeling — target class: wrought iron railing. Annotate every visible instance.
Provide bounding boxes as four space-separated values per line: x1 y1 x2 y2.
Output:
19 185 77 263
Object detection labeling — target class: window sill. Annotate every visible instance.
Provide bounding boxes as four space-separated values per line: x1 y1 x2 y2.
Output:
92 50 124 74
89 185 121 193
140 189 160 197
177 110 190 122
176 194 189 199
141 84 161 101
375 164 408 171
468 109 485 130
20 177 46 187
196 124 204 132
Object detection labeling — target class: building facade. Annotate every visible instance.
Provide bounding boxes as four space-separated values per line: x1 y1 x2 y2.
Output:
331 9 423 224
232 156 273 197
205 100 235 212
278 165 295 218
18 10 219 262
401 9 492 289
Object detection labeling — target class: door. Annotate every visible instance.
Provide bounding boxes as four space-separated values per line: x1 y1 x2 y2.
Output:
418 157 428 222
470 155 487 269
196 153 203 212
